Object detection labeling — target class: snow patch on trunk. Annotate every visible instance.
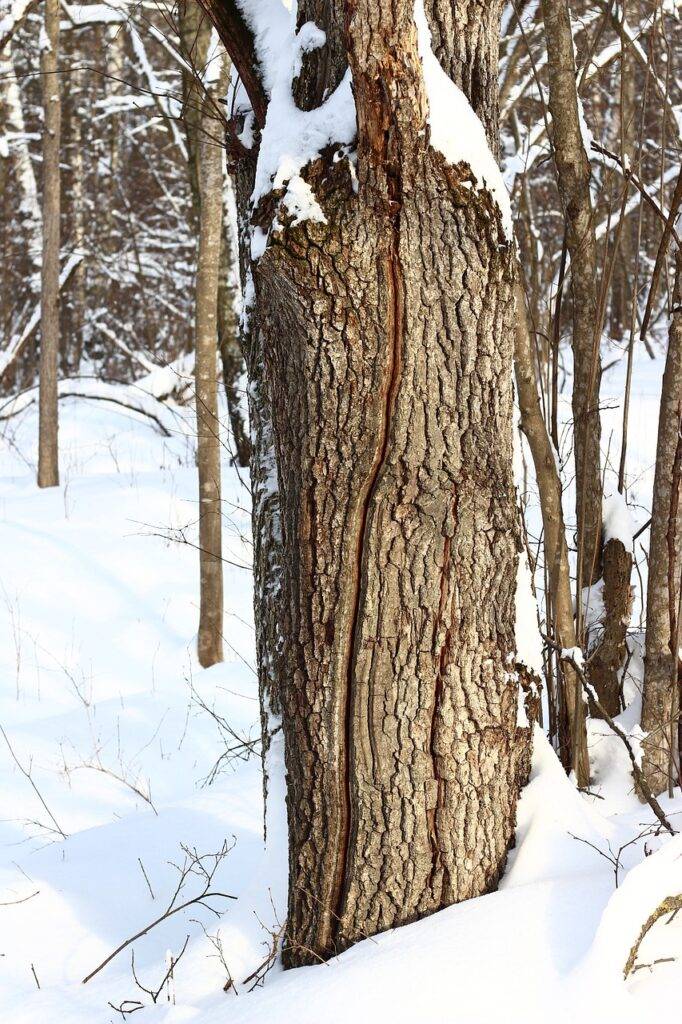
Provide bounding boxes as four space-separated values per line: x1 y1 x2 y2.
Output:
603 490 634 548
414 0 513 239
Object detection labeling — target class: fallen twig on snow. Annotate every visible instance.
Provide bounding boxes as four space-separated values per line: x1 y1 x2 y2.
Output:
624 893 682 978
82 840 237 984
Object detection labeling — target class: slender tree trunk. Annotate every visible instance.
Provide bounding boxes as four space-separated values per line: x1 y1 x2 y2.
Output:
218 180 250 469
541 0 602 592
641 247 682 794
194 86 224 668
231 146 286 830
38 0 61 489
63 50 86 375
178 0 211 225
515 281 589 785
589 531 633 717
0 39 42 282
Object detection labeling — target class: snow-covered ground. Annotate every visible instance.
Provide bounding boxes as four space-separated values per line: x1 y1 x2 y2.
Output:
1 356 681 1023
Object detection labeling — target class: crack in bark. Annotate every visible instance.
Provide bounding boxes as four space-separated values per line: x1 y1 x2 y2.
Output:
331 161 406 945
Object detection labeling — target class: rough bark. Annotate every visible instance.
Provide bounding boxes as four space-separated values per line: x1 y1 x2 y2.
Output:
194 89 224 668
231 144 285 823
209 0 532 968
217 207 250 468
541 0 603 590
38 0 61 489
514 281 589 785
641 248 682 794
589 536 633 718
251 0 525 966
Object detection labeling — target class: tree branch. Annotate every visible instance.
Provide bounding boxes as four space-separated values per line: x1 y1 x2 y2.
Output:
197 0 268 128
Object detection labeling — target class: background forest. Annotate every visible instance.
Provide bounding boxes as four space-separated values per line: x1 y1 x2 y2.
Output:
1 0 682 1021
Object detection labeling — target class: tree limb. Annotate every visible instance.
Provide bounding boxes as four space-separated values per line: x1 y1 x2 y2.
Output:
197 0 268 128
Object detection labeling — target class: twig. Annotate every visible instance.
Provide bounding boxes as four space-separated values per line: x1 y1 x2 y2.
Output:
0 889 39 906
625 894 682 977
0 724 67 839
82 842 236 984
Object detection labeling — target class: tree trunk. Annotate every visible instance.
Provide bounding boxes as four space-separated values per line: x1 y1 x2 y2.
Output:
207 0 535 967
541 0 602 592
194 86 224 668
232 147 286 830
220 0 529 967
178 0 212 226
63 47 86 376
514 281 589 785
641 247 682 794
38 0 61 489
218 182 250 469
588 533 633 718
0 38 42 282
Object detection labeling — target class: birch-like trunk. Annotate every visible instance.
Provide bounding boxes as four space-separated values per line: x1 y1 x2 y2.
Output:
38 0 61 489
194 86 224 668
641 248 682 794
0 39 42 280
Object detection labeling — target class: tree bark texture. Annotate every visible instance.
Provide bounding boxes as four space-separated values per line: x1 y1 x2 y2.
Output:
218 218 250 469
230 144 286 826
207 0 533 967
588 536 633 718
641 248 682 794
0 39 42 279
195 90 224 668
38 0 61 489
244 0 529 966
514 281 589 785
541 0 603 590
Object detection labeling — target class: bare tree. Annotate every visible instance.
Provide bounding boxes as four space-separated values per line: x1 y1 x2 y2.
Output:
515 282 589 785
540 0 602 597
37 0 60 487
194 58 225 669
641 244 682 794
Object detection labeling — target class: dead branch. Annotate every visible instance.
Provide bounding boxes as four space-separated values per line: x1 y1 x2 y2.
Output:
624 894 682 977
0 723 67 839
82 841 237 984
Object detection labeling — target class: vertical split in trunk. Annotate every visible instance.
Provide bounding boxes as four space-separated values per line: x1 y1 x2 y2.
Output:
194 90 224 668
38 0 61 489
641 248 682 794
240 0 529 967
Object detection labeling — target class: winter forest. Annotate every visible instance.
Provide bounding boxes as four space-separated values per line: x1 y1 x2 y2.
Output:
1 0 682 1020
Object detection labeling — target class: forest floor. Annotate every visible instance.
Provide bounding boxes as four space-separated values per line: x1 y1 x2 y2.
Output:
1 352 681 1023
